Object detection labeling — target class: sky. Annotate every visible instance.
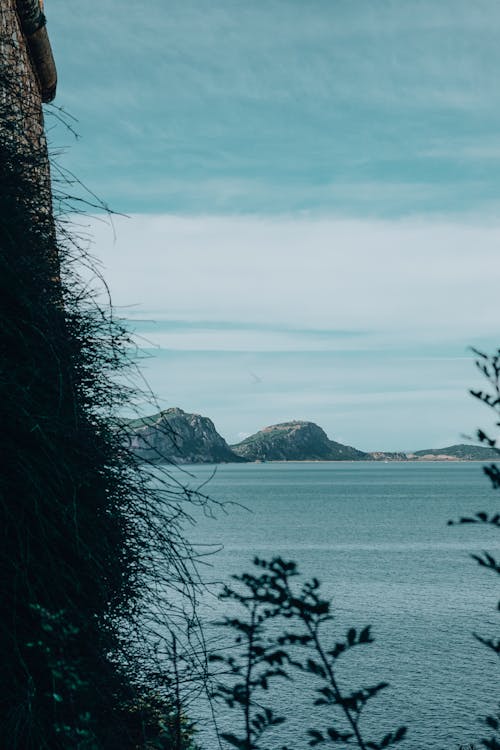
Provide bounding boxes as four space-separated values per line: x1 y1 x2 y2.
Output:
44 0 500 450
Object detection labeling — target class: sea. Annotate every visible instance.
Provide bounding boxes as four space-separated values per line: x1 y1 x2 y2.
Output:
164 461 500 750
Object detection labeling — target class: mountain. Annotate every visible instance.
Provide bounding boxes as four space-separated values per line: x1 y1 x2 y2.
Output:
231 421 368 462
123 408 246 464
122 409 500 465
409 444 500 461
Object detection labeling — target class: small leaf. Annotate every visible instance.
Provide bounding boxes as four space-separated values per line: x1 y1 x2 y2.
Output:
307 729 325 746
380 732 392 748
394 726 407 742
367 681 389 697
328 641 346 659
358 626 373 644
326 727 353 742
221 732 246 749
306 658 326 678
272 716 286 726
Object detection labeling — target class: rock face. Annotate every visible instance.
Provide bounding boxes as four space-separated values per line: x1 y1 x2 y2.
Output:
231 421 368 462
124 408 246 464
410 444 499 461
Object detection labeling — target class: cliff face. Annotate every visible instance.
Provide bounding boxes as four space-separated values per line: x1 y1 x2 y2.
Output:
231 421 368 462
126 407 246 464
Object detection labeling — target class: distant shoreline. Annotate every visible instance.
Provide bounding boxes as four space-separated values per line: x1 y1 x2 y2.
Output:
247 459 490 464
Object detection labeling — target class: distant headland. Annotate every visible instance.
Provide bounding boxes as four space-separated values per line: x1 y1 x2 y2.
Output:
122 408 498 465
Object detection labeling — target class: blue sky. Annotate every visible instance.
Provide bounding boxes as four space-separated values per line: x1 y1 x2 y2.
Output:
46 1 500 449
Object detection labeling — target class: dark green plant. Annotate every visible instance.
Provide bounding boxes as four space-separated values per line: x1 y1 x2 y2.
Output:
448 348 500 749
210 557 406 750
0 16 207 747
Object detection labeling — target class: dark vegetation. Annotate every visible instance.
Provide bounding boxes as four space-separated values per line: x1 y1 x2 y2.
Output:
448 349 500 750
0 30 208 750
209 558 406 750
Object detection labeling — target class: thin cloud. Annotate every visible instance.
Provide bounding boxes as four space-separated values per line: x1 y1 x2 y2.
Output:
89 213 500 343
49 0 500 216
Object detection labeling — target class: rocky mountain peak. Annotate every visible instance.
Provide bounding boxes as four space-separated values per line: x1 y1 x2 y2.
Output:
231 420 367 462
124 408 245 464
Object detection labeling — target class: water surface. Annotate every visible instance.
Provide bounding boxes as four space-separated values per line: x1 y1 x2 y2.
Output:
171 462 500 749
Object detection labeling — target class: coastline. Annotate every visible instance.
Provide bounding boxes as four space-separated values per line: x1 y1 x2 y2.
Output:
246 458 490 464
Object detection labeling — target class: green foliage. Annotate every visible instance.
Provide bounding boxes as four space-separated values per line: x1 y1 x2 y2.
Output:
448 348 500 749
210 557 406 750
0 31 206 749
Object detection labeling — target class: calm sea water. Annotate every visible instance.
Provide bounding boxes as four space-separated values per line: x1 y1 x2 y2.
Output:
169 462 500 750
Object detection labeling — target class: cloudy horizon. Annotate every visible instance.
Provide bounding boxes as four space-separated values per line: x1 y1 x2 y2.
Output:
47 0 500 450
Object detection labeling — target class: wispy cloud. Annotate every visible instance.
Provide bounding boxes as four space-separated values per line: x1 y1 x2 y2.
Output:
422 138 500 160
77 211 500 449
88 213 500 343
49 0 500 216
